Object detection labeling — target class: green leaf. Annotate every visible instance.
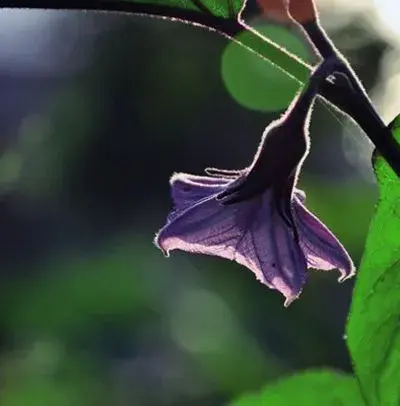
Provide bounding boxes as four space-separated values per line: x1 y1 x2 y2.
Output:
132 0 311 84
130 0 243 19
230 370 364 406
347 115 400 406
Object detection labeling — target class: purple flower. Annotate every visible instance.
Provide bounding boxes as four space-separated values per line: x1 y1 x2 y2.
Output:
155 172 354 306
154 57 355 306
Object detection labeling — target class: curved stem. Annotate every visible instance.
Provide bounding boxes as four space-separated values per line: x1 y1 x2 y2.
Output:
0 0 399 175
300 19 400 175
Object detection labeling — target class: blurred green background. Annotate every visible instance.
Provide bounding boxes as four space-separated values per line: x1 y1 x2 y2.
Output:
0 1 398 405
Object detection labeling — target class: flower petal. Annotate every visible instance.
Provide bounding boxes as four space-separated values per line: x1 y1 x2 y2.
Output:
234 195 308 306
155 192 308 305
293 195 355 281
170 172 306 208
170 172 229 207
157 193 249 259
166 173 230 222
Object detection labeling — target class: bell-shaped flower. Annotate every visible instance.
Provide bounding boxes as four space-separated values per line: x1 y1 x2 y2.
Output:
154 57 355 306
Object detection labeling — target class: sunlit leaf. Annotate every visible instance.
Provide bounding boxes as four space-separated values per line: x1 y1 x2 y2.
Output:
230 370 364 405
119 0 244 19
347 115 400 406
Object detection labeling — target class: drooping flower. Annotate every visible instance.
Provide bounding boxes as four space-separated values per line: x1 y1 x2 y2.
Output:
154 57 355 306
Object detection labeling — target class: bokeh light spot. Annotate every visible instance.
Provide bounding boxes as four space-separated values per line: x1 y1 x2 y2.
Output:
0 149 22 186
169 288 237 353
221 24 312 112
373 0 400 36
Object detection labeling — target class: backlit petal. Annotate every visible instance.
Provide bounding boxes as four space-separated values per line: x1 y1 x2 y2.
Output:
155 191 308 305
293 195 355 281
170 172 229 207
167 173 230 222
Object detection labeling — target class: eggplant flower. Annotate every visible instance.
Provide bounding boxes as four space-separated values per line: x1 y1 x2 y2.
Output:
155 57 355 306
